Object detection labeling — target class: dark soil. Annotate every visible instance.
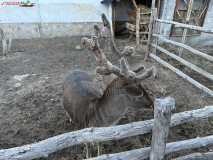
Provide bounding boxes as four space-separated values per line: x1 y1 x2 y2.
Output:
0 34 213 160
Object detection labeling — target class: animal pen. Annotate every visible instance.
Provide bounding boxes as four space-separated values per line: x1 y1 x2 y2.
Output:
1 1 213 160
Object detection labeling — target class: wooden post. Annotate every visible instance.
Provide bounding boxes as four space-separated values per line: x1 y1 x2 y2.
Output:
136 8 140 48
150 97 175 160
109 3 113 37
152 10 159 55
171 152 213 160
179 0 194 57
113 0 116 37
145 0 157 61
145 8 157 60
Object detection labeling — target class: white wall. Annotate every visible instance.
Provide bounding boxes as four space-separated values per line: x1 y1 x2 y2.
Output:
0 0 109 39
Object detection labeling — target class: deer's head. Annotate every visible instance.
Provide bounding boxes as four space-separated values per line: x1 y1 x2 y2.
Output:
82 36 157 110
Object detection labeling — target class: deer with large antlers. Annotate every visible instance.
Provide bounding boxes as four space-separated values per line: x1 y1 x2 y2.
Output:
62 35 157 158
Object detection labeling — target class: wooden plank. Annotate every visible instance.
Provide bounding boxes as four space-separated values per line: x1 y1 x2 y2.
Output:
140 18 150 20
113 0 116 37
156 19 213 34
131 32 149 35
145 7 157 61
152 18 160 54
172 152 213 160
136 8 140 48
151 43 213 82
131 0 137 10
89 135 213 160
140 40 148 42
169 0 179 37
121 0 131 20
152 34 213 62
156 0 161 19
140 12 151 15
140 22 149 24
179 0 194 57
1 105 213 160
150 97 175 160
108 3 113 36
126 22 136 31
150 53 213 96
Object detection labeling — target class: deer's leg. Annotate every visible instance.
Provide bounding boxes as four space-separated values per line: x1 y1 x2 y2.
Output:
86 143 91 158
97 142 102 156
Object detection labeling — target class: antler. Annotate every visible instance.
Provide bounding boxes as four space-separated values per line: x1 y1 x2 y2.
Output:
94 13 135 58
82 36 157 84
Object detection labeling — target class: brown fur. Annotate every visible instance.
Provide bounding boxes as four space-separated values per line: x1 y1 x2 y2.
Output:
62 70 153 158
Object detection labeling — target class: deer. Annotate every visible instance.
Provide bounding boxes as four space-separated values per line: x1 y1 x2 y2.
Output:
62 36 157 159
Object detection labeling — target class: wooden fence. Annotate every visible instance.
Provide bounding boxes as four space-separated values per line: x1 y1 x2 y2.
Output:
1 1 213 159
145 5 213 97
0 97 213 160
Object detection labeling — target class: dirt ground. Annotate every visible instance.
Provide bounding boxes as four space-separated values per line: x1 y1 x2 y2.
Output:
0 34 213 160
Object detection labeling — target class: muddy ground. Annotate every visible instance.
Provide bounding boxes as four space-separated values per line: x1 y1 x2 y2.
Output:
0 34 213 160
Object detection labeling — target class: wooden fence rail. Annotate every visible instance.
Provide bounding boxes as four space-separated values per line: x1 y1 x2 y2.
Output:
155 19 213 34
151 43 213 81
1 105 213 160
172 152 213 160
150 53 213 96
150 97 175 160
88 135 213 160
152 34 213 62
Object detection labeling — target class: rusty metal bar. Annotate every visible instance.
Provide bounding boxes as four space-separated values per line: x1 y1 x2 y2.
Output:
179 0 194 57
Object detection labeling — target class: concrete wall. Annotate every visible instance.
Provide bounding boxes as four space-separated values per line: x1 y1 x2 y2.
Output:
0 0 108 39
158 0 213 47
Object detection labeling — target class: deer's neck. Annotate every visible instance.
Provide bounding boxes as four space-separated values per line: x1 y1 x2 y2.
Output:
91 82 128 127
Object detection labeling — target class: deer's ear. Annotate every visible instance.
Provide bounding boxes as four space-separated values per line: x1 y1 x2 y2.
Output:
123 85 143 97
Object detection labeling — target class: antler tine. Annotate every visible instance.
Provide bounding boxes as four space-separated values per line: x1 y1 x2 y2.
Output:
82 36 120 76
82 36 157 84
134 66 157 83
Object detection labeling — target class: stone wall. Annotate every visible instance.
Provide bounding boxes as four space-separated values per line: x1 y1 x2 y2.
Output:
0 22 103 39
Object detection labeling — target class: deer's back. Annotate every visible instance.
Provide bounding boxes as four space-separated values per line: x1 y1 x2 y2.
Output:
62 70 101 129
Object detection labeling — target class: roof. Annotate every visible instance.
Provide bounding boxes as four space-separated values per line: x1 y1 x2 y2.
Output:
100 0 120 7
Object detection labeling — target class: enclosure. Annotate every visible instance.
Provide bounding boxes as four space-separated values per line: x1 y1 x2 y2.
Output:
1 0 213 160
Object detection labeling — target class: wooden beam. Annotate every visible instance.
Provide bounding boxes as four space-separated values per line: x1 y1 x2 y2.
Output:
108 3 113 36
150 97 175 160
171 152 213 160
151 43 213 82
141 12 151 15
145 7 157 60
156 0 161 19
150 53 213 96
156 19 213 34
1 105 213 160
152 21 160 54
131 0 137 10
121 0 131 20
152 34 213 62
113 0 116 37
88 135 213 160
179 0 194 57
136 8 140 48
